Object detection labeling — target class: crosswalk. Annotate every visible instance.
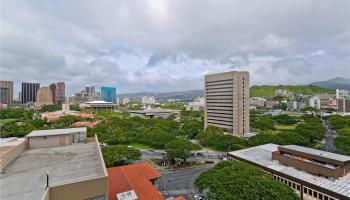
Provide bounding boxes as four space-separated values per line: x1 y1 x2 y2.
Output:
160 189 199 196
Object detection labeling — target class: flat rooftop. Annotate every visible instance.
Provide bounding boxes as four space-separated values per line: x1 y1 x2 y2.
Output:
26 127 87 137
228 144 350 198
0 142 105 200
281 145 350 162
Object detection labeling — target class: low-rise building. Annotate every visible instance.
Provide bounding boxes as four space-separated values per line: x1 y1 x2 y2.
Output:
0 137 27 172
26 127 87 149
80 101 118 112
250 97 266 108
0 131 108 200
186 97 205 111
265 100 279 109
130 107 180 120
287 101 303 110
108 162 163 200
228 144 350 200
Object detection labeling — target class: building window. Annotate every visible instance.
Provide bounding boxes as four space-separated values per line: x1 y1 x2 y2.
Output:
297 185 300 191
318 194 323 200
313 191 318 198
324 196 328 200
308 189 312 196
304 187 307 194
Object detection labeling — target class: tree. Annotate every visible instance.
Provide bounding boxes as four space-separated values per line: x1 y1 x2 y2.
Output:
165 139 196 163
102 145 141 167
181 119 203 139
197 126 246 151
195 161 299 200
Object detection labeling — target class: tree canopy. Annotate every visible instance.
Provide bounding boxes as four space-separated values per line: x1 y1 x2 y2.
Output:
195 161 299 200
102 145 141 167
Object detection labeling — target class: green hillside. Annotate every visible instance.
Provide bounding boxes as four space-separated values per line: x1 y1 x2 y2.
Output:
250 85 335 98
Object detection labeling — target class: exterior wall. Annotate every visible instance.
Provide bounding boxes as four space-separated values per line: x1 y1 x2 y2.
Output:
0 140 27 172
22 82 40 104
205 71 249 136
36 87 54 106
28 135 72 149
272 152 344 179
49 177 107 200
56 82 65 104
0 81 14 106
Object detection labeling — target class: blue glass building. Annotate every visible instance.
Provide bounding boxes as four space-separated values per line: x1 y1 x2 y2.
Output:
101 86 116 103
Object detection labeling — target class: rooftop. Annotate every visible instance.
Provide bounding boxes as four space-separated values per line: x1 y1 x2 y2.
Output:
0 142 105 200
26 127 86 137
108 162 163 200
228 144 350 198
281 145 350 163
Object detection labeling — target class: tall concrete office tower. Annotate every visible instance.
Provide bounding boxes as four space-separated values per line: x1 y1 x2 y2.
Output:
49 83 57 103
204 71 249 137
21 82 40 104
0 81 13 106
56 82 65 104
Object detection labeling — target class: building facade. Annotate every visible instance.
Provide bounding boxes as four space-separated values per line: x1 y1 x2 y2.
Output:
309 96 321 110
0 81 13 106
49 83 57 103
56 82 66 104
338 98 350 113
101 86 116 103
204 71 249 136
36 86 54 106
21 82 40 104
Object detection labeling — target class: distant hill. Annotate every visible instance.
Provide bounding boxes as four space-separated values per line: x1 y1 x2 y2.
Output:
311 77 350 90
117 90 204 102
117 85 335 101
250 85 335 98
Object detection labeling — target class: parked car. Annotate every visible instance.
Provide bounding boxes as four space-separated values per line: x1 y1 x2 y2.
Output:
147 149 155 154
194 194 206 200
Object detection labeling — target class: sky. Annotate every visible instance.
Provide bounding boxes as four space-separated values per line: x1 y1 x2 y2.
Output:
1 0 350 96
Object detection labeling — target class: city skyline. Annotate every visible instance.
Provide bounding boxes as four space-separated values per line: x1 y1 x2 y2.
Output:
1 0 350 95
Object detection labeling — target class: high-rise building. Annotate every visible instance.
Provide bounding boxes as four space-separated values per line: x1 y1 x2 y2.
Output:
338 98 350 113
85 85 95 96
56 82 65 104
36 86 54 106
0 81 13 106
21 82 40 104
49 83 57 103
141 96 156 104
101 86 116 103
204 71 249 136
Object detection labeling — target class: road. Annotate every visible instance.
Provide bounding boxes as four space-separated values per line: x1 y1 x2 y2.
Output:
140 149 226 163
156 165 212 199
321 117 337 153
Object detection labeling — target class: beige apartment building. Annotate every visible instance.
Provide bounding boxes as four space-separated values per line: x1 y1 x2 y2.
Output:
204 71 250 136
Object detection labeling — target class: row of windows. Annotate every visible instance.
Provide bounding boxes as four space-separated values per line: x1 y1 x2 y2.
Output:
273 174 301 191
303 186 338 200
273 174 338 200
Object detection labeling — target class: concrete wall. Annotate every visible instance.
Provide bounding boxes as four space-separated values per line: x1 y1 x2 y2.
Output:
28 135 72 149
49 177 107 200
0 140 27 172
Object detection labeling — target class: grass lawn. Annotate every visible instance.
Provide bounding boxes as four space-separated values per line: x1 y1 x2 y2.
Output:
275 125 296 130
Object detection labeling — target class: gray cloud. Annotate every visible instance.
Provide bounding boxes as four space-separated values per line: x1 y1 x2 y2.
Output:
1 0 350 95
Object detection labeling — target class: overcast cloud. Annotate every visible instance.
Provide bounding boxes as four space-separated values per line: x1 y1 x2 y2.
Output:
1 0 350 95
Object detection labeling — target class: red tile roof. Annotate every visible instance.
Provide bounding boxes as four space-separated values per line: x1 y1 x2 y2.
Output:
108 162 163 200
